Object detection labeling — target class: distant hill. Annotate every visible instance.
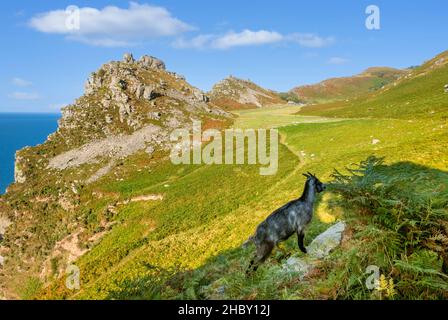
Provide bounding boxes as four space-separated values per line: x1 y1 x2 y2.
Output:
299 50 448 119
290 67 407 104
209 76 284 110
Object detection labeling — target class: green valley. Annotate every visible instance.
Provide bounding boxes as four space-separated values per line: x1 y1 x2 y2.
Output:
1 49 447 301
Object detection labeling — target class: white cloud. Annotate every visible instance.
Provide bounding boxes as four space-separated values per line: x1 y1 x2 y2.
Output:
327 57 350 65
173 30 283 49
8 92 40 100
287 33 335 48
69 37 133 48
12 77 33 87
212 30 283 49
29 2 194 47
174 30 334 50
173 34 215 49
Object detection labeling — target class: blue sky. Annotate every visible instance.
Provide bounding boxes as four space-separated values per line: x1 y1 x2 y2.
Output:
0 0 447 113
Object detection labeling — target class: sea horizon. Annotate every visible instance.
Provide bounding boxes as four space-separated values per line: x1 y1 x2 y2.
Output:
0 113 60 193
0 111 61 115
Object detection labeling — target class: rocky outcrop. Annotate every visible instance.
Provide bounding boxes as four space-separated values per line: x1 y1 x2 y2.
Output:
123 52 134 64
0 216 11 267
13 154 26 184
48 124 166 171
209 76 284 110
139 55 166 70
279 221 346 278
306 221 346 259
70 53 227 139
14 53 230 184
0 216 11 239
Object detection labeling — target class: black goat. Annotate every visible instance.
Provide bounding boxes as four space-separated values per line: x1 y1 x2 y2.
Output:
247 172 326 274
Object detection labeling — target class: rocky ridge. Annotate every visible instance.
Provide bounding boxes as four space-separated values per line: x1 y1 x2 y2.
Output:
209 76 284 110
13 53 230 185
0 53 231 298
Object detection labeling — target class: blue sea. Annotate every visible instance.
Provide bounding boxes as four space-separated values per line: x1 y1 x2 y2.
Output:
0 113 60 194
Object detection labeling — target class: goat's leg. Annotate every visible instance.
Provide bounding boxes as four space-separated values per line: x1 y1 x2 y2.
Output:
247 250 261 275
254 242 274 271
247 240 264 275
247 242 274 274
247 256 256 275
276 242 290 259
297 230 307 254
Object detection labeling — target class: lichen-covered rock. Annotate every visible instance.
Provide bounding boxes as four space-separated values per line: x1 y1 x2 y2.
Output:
307 221 346 259
0 216 11 236
148 111 162 120
123 52 134 64
0 216 11 267
85 73 104 95
281 256 312 280
14 154 26 184
277 221 346 280
105 114 113 124
139 55 165 70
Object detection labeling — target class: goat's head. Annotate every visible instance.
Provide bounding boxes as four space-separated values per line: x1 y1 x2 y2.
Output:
303 172 326 193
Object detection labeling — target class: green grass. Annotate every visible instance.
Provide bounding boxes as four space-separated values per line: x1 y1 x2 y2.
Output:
40 142 304 299
280 118 448 174
299 64 448 119
18 277 43 300
3 52 448 300
232 104 343 129
35 105 448 299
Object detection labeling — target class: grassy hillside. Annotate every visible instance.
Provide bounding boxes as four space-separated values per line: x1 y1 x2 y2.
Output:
290 67 407 104
2 51 448 300
32 102 447 300
35 140 299 299
232 104 342 129
299 51 448 119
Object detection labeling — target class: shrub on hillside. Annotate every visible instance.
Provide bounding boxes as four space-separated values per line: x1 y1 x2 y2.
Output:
329 156 448 299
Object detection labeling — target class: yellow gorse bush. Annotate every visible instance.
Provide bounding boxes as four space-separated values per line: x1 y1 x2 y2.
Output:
377 274 396 299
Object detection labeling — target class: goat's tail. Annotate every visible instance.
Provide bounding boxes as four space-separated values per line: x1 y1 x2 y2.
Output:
242 235 255 248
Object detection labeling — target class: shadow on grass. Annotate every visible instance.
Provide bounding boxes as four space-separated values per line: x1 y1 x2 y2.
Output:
107 156 448 300
105 180 330 300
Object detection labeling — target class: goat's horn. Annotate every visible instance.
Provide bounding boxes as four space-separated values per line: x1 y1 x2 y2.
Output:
303 173 309 178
